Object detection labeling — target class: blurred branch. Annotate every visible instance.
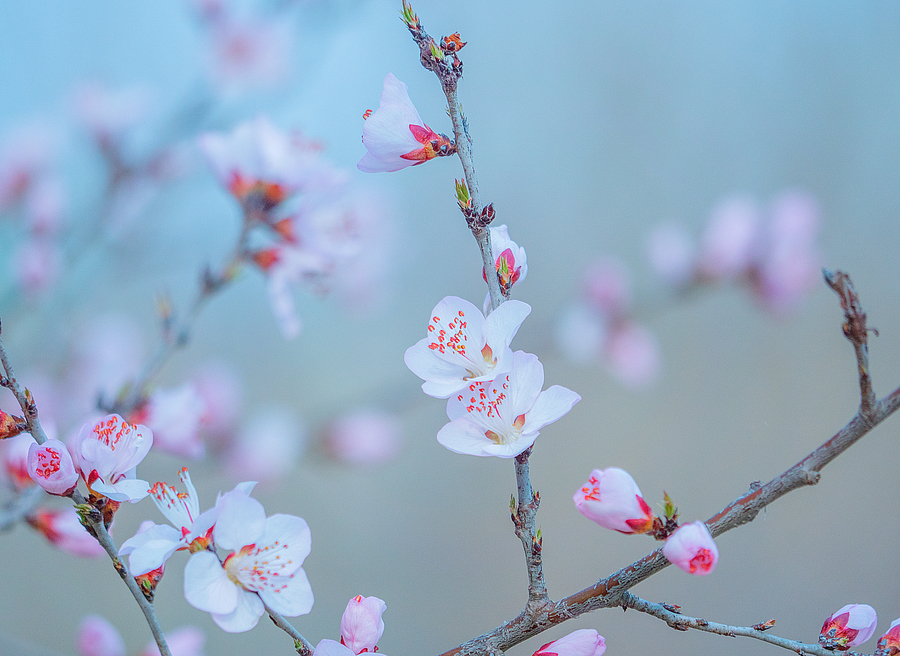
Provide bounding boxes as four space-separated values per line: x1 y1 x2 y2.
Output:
439 271 900 655
0 318 49 445
621 594 844 656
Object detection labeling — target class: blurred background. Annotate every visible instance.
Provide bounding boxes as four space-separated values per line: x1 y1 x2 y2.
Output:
1 1 899 655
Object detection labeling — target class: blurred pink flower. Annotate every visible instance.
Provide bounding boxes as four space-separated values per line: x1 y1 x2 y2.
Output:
77 615 125 656
73 82 154 140
325 410 402 466
341 594 387 654
227 407 305 484
138 383 206 460
141 626 206 656
0 432 35 491
24 175 66 235
358 73 453 173
208 16 290 93
192 361 243 443
820 604 878 650
604 322 661 389
582 258 631 317
12 236 62 296
27 438 78 495
533 629 607 656
662 521 719 575
699 195 760 279
647 222 695 286
0 121 58 211
29 507 105 557
573 467 653 534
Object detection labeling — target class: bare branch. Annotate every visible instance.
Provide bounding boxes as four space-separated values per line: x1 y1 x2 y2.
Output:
512 449 550 609
621 593 850 656
0 319 50 445
263 601 314 656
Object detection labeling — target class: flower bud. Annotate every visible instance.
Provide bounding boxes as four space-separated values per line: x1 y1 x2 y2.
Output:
27 438 78 496
533 629 607 656
662 521 718 575
875 618 900 656
340 594 387 654
573 467 653 534
819 604 878 651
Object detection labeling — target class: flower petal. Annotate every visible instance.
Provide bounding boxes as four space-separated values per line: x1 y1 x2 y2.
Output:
210 588 265 633
258 567 314 617
184 551 239 615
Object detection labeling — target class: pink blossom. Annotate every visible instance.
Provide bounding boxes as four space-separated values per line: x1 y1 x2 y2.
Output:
484 224 527 291
574 467 653 534
73 82 153 140
192 362 243 445
264 242 334 339
27 438 78 495
0 121 57 211
340 595 387 654
582 258 631 317
141 626 205 656
1 433 35 491
28 507 106 557
207 16 290 93
226 407 305 485
604 323 662 389
199 116 343 214
875 618 900 655
405 296 532 398
24 175 66 235
662 521 719 575
71 414 153 503
139 383 206 459
647 222 695 286
437 350 581 458
325 409 401 466
12 236 62 296
183 487 313 632
533 629 607 656
699 195 760 279
358 73 453 173
820 604 878 650
77 615 125 656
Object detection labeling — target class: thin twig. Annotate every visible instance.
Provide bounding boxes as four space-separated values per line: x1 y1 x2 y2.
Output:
263 601 314 656
71 490 173 656
513 449 549 608
823 269 877 415
0 319 49 445
438 272 900 655
621 593 851 656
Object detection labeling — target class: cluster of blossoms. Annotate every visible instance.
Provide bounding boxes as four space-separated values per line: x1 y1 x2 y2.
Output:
574 467 719 575
405 295 580 458
647 189 822 314
199 115 386 339
819 604 900 654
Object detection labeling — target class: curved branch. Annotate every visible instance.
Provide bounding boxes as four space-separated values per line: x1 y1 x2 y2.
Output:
262 601 314 656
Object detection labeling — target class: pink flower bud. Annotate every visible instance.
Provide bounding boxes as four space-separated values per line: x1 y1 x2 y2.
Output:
819 604 878 650
27 438 78 495
340 595 387 654
533 629 607 656
662 521 719 575
875 618 900 656
573 467 653 534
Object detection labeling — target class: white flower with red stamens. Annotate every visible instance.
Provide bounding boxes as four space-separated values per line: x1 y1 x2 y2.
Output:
119 469 246 576
533 629 607 656
358 74 453 173
820 604 879 650
183 486 313 632
405 296 532 399
437 350 580 458
340 595 387 654
573 467 654 534
484 224 527 291
199 116 343 215
662 521 719 575
71 414 152 503
27 438 78 496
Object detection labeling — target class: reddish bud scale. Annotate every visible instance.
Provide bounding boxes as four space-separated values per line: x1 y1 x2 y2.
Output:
0 409 24 439
253 249 281 271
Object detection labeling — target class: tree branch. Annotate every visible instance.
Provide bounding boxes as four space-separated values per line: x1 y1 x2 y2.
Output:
263 601 314 656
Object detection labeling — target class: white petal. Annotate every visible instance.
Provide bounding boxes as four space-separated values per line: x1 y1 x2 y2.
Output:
436 418 497 457
259 514 312 567
259 567 314 617
522 385 581 433
482 300 531 352
313 639 356 656
118 523 183 575
214 489 266 551
184 552 239 614
92 477 150 503
211 589 265 633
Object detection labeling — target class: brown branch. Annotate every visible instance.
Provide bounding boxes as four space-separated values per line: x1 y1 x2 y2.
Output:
621 593 859 656
437 272 900 656
0 319 50 445
512 449 550 609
